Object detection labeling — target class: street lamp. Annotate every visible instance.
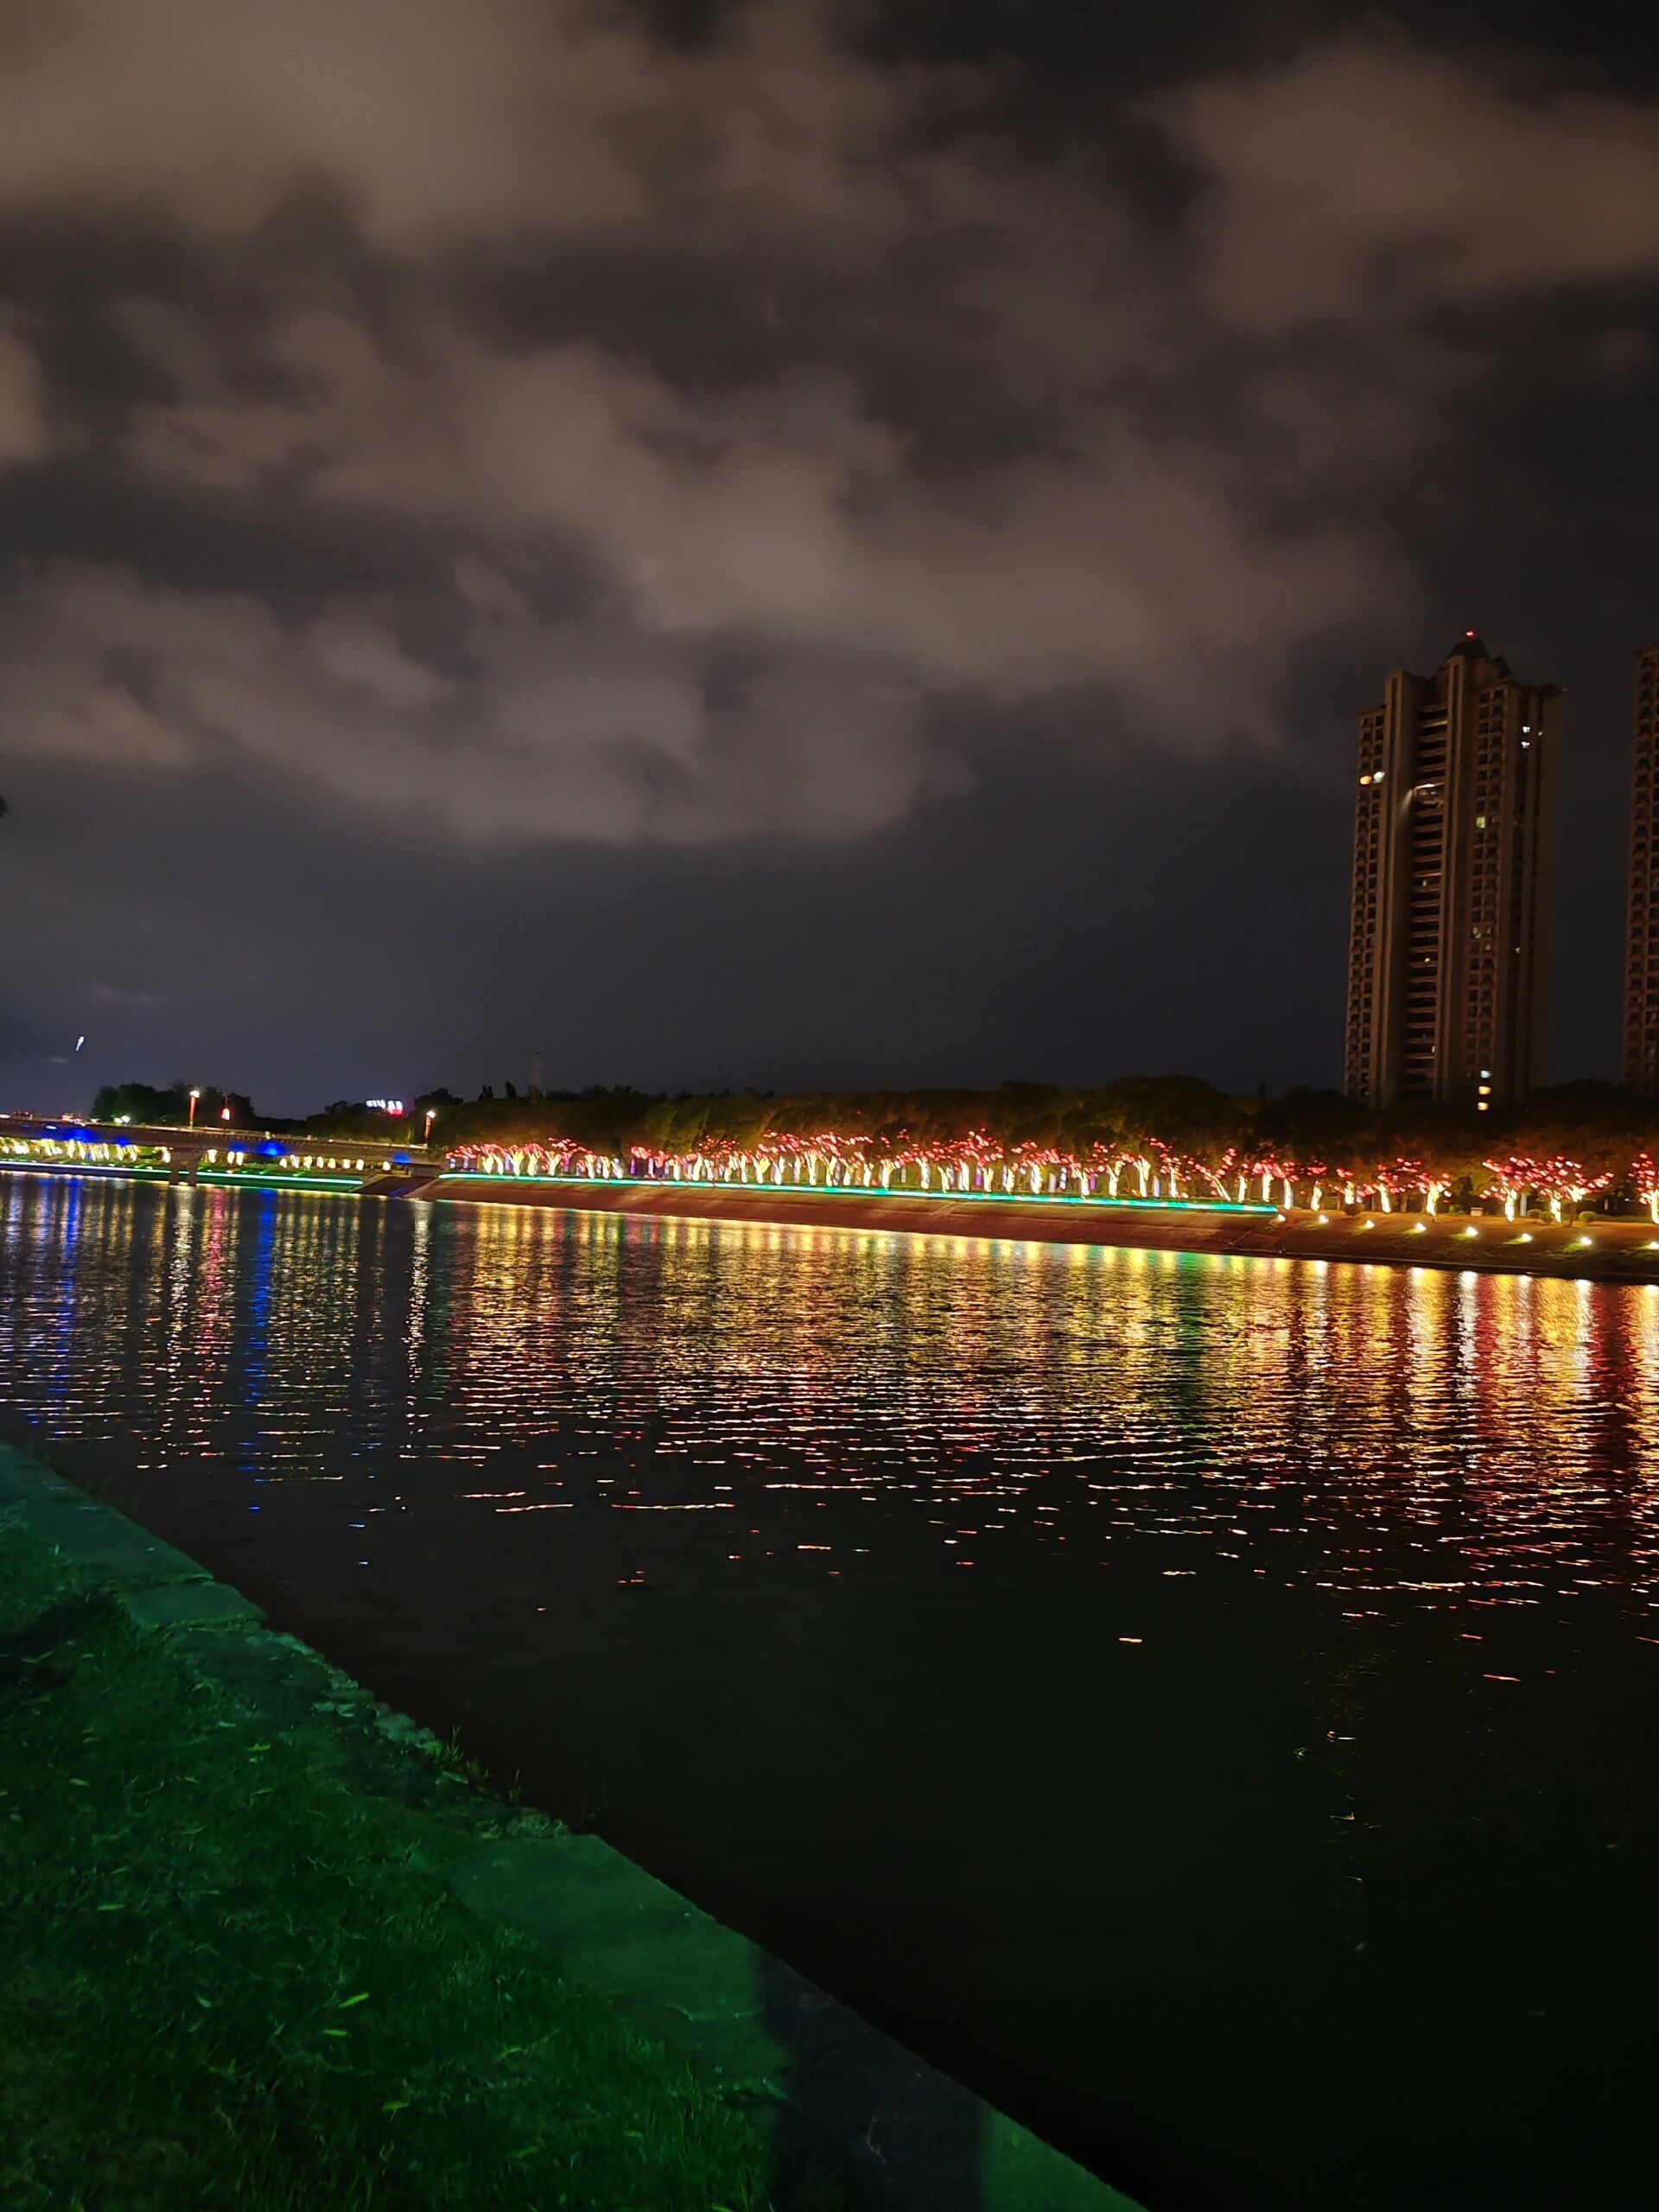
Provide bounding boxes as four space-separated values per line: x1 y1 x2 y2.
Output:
188 1088 201 1128
423 1108 437 1144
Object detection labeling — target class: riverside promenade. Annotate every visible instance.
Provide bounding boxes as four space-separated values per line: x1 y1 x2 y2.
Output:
0 1440 1138 2212
424 1175 1659 1287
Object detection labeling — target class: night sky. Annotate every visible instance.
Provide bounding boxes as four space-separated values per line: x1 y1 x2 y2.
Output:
3 0 1659 1114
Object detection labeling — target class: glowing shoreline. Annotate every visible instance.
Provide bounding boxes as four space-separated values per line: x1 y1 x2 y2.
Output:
444 1170 1280 1217
0 1160 363 1193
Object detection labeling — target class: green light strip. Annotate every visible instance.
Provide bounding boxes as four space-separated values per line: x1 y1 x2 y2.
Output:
0 1160 174 1181
0 1160 360 1192
194 1172 362 1191
445 1171 1279 1217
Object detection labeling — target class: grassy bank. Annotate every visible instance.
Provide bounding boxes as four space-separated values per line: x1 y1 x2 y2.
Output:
0 1511 769 2212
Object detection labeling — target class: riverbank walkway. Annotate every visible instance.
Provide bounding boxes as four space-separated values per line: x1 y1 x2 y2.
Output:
0 1442 1138 2212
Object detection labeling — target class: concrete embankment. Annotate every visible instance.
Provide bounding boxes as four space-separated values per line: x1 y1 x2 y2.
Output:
424 1177 1659 1287
0 1440 1140 2212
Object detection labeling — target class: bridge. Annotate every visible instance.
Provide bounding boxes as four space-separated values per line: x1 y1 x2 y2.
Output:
0 1115 445 1192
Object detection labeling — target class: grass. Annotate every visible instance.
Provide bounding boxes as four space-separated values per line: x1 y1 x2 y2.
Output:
0 1514 771 2212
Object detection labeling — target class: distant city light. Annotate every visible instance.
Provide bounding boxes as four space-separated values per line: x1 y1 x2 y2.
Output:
366 1097 405 1115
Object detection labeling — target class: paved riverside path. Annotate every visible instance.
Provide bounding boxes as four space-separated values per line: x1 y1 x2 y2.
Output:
0 1440 1143 2212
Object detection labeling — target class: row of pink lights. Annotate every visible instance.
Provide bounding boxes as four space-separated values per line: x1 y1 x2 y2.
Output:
448 1135 1659 1222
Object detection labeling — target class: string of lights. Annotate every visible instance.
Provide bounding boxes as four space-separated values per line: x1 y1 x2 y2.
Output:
445 1131 1649 1219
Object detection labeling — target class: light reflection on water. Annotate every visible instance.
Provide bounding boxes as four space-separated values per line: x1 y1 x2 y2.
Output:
3 1173 1659 2210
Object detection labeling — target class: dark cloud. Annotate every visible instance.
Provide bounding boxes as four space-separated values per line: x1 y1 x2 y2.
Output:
0 320 48 464
1158 31 1659 325
1 3 1657 1094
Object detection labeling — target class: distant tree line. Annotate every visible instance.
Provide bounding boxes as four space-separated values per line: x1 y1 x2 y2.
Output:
92 1081 256 1128
384 1072 1659 1170
86 1071 1659 1211
375 1074 1659 1207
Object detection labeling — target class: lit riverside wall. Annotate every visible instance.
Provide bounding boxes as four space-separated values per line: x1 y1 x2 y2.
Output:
0 1136 370 1191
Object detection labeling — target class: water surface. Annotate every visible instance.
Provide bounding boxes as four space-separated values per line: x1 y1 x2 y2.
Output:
3 1173 1657 2210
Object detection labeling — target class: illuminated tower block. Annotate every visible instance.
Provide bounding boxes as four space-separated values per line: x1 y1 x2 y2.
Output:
1344 633 1560 1112
1624 645 1659 1094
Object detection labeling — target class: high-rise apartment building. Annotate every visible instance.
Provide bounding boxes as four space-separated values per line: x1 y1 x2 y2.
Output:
1624 645 1659 1094
1344 634 1560 1113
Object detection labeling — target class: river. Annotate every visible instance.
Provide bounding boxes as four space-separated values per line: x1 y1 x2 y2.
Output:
3 1171 1656 2210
